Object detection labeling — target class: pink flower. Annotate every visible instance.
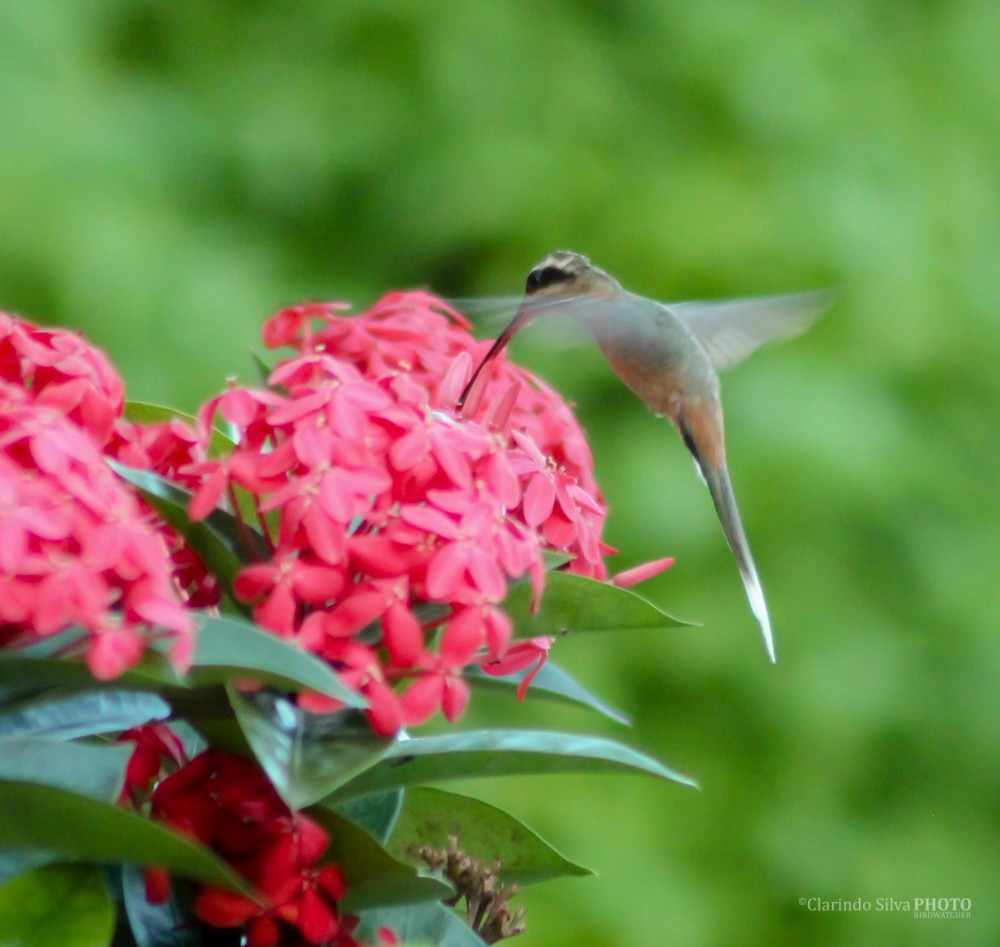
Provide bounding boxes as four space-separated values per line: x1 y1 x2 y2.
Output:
480 636 555 701
0 382 193 679
0 311 124 446
401 502 507 604
235 555 347 636
612 557 676 588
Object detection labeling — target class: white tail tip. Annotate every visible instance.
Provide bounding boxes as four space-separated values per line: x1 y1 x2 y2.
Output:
742 568 775 663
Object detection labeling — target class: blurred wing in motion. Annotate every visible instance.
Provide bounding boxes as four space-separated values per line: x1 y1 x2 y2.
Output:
454 291 831 369
669 291 832 372
447 295 525 324
448 294 596 349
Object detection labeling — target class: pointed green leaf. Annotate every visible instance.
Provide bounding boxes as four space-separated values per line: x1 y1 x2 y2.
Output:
192 613 363 706
0 737 132 803
0 864 113 947
0 614 363 710
250 352 273 386
0 630 191 697
230 692 392 809
541 550 574 570
0 691 170 741
123 400 197 428
505 570 692 635
387 787 591 886
356 902 486 947
331 730 697 802
309 807 452 911
0 782 251 894
466 660 630 725
0 651 127 701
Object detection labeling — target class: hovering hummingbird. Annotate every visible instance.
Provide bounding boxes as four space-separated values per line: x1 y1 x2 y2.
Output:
457 250 829 662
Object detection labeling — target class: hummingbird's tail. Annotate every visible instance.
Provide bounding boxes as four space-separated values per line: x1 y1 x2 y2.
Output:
700 462 776 663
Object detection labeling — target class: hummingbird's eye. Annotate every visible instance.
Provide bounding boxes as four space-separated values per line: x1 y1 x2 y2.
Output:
526 266 569 294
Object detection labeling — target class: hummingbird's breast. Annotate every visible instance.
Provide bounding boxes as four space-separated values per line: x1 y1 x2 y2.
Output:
582 296 719 420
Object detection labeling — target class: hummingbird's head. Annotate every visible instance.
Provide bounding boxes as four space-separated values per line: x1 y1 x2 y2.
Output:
524 250 622 303
456 251 620 410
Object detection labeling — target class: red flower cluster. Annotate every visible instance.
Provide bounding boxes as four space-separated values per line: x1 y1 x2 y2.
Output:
0 314 193 678
149 748 360 947
148 292 612 733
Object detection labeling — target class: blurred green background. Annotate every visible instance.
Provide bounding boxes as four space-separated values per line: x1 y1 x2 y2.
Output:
2 2 998 944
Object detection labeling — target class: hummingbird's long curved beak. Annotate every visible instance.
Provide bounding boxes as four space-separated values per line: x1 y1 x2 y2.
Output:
456 302 541 410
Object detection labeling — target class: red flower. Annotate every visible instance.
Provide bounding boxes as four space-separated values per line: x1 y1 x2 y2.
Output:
150 750 358 946
118 724 186 804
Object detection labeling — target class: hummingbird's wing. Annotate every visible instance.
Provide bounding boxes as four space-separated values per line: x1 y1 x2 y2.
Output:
669 291 831 372
448 294 601 348
448 295 525 319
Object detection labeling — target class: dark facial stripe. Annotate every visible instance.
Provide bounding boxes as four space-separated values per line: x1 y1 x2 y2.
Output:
525 265 573 294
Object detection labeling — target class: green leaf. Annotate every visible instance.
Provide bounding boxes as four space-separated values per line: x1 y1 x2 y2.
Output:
230 692 392 810
335 791 404 845
330 730 698 801
466 660 630 725
118 864 202 947
0 654 119 699
0 645 184 702
355 902 486 947
387 787 591 886
0 864 113 947
124 402 259 529
309 807 452 911
0 614 363 711
505 570 692 635
0 782 250 894
124 400 196 427
250 352 273 386
0 736 132 803
192 613 363 706
109 461 269 595
0 691 170 741
541 549 574 570
0 854 55 889
123 401 235 457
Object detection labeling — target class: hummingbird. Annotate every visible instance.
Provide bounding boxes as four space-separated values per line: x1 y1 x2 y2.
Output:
457 250 829 662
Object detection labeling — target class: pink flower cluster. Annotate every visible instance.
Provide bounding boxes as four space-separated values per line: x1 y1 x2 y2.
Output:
0 293 647 729
0 316 192 678
0 311 124 447
146 292 611 733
